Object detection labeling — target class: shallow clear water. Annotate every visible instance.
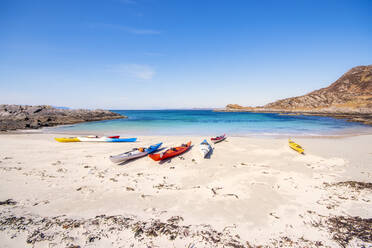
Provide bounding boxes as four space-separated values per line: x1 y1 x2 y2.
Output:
46 110 372 136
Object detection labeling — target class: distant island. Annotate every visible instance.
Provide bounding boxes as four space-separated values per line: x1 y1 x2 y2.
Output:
218 65 372 125
0 105 126 131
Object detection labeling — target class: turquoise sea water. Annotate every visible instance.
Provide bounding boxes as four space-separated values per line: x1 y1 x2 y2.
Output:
45 110 372 136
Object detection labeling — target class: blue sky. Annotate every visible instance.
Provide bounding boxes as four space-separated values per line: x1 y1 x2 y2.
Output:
0 0 371 109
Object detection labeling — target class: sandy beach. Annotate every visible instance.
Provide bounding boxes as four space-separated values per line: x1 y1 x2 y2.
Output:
0 133 371 247
2 0 371 246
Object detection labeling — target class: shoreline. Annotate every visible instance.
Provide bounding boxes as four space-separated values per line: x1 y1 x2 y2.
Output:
215 108 372 126
4 129 372 139
3 126 372 139
36 122 372 138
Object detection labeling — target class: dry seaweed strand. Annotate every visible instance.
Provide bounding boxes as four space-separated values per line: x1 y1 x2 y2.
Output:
324 181 372 191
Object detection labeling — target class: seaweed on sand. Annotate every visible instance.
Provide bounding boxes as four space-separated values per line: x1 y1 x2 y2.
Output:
326 216 372 247
324 181 372 191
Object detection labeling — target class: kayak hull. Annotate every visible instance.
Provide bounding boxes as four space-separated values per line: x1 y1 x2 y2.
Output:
289 139 304 154
107 138 137 142
211 134 226 144
110 142 162 164
56 136 137 142
55 137 80 142
199 139 212 158
149 141 191 161
145 142 163 154
110 150 147 163
77 136 110 142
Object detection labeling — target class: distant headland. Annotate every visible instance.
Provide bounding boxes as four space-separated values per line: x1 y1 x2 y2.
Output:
218 65 372 125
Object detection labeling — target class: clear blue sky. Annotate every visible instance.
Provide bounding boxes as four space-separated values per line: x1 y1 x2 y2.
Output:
1 0 371 109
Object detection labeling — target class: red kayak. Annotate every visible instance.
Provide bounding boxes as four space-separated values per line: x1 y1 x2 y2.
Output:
211 134 226 144
108 136 120 139
149 141 192 161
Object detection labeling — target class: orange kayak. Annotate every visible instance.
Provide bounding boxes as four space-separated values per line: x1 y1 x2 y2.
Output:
149 141 192 161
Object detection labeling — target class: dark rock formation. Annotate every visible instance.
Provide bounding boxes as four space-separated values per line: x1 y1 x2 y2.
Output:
221 65 372 125
0 105 126 131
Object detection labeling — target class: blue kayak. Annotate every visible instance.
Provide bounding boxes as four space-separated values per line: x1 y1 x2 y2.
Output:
107 138 137 142
145 142 163 153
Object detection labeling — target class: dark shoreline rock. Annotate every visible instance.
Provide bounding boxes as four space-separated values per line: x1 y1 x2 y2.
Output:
0 104 126 131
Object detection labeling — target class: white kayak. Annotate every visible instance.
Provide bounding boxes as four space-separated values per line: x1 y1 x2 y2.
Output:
77 136 111 142
76 136 137 142
110 148 147 163
110 142 162 164
199 139 212 158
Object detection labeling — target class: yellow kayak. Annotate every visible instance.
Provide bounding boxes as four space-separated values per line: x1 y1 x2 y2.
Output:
55 137 81 142
288 139 304 154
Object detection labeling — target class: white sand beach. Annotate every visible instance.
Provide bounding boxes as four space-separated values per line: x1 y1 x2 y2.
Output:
0 133 371 247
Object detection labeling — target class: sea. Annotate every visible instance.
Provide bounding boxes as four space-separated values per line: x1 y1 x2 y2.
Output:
44 110 372 137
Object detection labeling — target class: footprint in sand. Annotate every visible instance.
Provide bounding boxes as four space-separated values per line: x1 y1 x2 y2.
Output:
76 186 94 194
141 194 152 199
210 187 223 196
269 212 280 219
57 168 67 173
144 207 157 212
48 183 59 188
223 194 239 199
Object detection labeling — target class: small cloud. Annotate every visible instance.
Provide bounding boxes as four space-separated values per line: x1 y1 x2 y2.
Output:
124 27 160 35
110 64 156 80
90 23 160 35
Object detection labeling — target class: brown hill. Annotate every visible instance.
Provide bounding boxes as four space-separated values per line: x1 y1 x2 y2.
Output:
221 65 372 125
264 65 372 111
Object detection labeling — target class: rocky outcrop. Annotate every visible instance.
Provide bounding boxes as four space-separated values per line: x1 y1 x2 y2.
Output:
0 105 126 131
264 65 372 111
221 65 372 125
